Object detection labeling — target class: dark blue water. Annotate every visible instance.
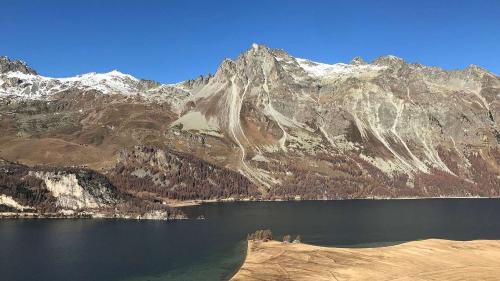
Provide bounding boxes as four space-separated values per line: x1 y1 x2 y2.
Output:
2 199 500 281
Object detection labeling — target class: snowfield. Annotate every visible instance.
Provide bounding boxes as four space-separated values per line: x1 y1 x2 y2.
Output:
295 58 385 78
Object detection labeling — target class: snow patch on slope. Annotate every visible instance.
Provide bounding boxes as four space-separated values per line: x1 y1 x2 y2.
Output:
296 58 385 78
57 70 139 94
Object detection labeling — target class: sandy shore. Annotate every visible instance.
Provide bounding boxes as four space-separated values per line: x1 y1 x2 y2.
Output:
232 239 500 281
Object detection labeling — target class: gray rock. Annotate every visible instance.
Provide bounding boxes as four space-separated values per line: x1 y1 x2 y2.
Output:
0 56 37 75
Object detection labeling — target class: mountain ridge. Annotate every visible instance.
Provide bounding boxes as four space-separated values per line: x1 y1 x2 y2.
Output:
0 44 499 215
1 44 496 89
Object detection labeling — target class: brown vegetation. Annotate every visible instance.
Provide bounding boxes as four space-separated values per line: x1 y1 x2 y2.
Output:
109 146 260 200
0 159 183 218
0 161 57 212
247 229 273 242
282 235 291 243
268 148 500 199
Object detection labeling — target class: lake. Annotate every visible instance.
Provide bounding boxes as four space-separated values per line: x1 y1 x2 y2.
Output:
2 199 500 281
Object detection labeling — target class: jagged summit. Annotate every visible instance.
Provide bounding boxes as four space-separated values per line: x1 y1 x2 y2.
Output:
251 42 263 50
2 44 497 94
169 44 500 193
0 56 37 75
372 55 405 66
216 45 408 81
463 64 497 77
241 43 282 61
350 57 366 65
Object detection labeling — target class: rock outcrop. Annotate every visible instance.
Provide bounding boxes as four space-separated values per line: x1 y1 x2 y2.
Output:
0 56 37 75
0 160 183 219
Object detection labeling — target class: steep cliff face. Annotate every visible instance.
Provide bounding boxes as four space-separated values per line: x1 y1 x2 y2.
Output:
1 45 499 200
0 56 37 75
173 44 500 197
0 160 183 219
30 170 119 210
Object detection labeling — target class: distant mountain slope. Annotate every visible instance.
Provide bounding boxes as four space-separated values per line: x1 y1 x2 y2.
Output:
1 44 499 204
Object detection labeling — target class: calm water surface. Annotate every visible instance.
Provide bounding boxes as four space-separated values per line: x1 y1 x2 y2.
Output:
2 199 500 281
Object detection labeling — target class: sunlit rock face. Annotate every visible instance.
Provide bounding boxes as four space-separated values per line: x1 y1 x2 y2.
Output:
1 45 499 199
0 160 183 219
173 44 500 196
0 56 37 75
30 171 118 210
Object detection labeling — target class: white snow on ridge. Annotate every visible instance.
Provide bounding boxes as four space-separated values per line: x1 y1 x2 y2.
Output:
2 70 140 98
59 70 139 95
59 70 138 84
1 52 388 100
1 69 193 105
295 58 385 78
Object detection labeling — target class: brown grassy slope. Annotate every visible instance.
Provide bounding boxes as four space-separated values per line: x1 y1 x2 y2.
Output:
0 93 178 170
232 239 500 281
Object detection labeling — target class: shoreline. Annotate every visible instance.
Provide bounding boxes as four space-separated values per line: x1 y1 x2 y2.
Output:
3 196 498 219
0 211 187 220
174 195 500 208
232 238 500 280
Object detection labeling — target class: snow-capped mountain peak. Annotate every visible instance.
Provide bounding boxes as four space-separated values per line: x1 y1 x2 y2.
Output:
0 69 142 98
295 57 385 78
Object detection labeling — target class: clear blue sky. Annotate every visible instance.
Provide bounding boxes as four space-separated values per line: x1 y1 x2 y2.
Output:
1 0 499 83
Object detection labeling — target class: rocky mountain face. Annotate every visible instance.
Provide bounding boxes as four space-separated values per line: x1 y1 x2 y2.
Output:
0 160 183 219
0 56 37 75
1 45 499 212
172 44 500 198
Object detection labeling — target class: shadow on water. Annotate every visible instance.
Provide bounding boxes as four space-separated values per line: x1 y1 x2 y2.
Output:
2 199 500 281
